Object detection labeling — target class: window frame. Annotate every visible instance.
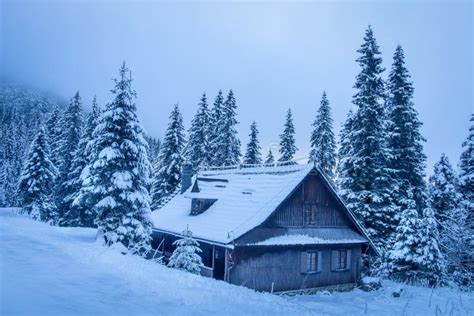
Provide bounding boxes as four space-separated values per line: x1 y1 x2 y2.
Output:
304 203 317 226
301 251 322 274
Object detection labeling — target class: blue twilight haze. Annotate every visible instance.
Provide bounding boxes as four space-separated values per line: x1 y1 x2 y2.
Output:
1 0 472 172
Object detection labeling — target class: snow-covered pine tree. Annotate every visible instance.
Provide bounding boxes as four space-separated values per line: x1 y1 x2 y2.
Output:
79 62 153 250
387 45 427 221
44 106 63 168
265 149 275 164
145 136 161 165
278 108 297 163
213 90 241 166
63 97 102 227
416 206 447 286
185 93 211 170
243 121 262 165
338 26 395 250
208 90 224 166
54 91 83 223
389 192 422 284
428 154 459 231
336 109 354 192
150 104 185 209
309 92 336 178
17 127 57 222
167 227 203 275
458 113 474 280
0 109 26 207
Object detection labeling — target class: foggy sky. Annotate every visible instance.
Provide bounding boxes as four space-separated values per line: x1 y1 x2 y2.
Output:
1 0 472 173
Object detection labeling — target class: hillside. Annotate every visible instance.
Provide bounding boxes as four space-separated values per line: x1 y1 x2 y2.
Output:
0 209 472 316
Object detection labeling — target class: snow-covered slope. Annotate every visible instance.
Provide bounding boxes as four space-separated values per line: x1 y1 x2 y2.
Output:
1 208 472 316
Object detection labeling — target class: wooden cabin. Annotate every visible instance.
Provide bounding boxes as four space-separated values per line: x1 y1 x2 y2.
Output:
151 163 379 292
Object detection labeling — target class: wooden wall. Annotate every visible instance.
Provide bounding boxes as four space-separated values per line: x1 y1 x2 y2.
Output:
264 173 354 228
229 244 362 292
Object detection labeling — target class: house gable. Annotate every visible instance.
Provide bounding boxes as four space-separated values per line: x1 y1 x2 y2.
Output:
264 171 355 229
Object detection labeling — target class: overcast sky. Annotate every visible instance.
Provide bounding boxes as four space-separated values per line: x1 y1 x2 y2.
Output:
1 0 472 173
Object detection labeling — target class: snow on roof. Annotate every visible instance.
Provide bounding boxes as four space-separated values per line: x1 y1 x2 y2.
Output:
247 228 367 246
151 163 313 244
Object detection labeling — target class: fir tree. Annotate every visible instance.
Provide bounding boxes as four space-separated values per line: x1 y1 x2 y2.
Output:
390 190 446 286
150 104 185 209
387 45 427 218
265 149 275 164
167 227 203 275
428 154 459 231
389 192 421 284
0 109 26 207
63 97 101 227
79 62 153 250
186 93 211 170
55 91 83 222
208 90 224 165
213 90 241 166
278 108 297 163
416 206 447 286
243 121 262 165
44 106 63 168
336 110 354 192
458 114 474 281
17 127 57 222
309 92 336 178
338 26 395 250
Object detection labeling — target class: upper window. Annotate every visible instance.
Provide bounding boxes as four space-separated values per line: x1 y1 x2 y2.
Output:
304 204 317 225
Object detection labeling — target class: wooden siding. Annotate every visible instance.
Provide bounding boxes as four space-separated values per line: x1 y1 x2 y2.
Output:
229 245 362 292
265 173 354 228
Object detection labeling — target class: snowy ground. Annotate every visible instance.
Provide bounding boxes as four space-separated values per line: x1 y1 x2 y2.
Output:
1 208 472 316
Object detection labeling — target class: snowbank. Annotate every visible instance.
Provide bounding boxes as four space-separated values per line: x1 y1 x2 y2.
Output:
1 208 472 316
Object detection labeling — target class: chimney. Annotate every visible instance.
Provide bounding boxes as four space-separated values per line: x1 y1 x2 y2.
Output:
181 163 193 193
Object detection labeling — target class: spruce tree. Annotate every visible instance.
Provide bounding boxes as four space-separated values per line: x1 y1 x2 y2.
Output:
278 108 297 163
63 97 101 227
243 121 262 165
167 227 203 275
55 91 83 222
79 62 153 250
337 110 354 192
309 92 336 178
458 114 474 280
44 106 63 168
150 104 185 209
213 90 241 166
265 149 275 164
416 206 447 286
428 154 459 230
387 45 427 218
186 93 211 170
209 90 224 166
17 127 57 222
0 109 25 207
389 192 421 284
338 26 395 250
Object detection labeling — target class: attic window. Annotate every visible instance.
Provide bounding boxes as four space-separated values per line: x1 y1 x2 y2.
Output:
190 198 217 216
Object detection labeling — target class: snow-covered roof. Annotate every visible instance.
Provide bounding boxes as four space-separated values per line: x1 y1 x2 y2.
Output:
151 163 379 256
151 164 313 244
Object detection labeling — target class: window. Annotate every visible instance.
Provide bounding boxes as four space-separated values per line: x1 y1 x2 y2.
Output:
301 251 322 273
304 204 317 225
337 250 347 270
331 249 351 271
